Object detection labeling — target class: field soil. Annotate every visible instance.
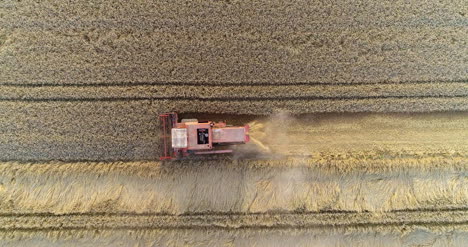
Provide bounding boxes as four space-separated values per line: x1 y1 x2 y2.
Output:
1 0 468 246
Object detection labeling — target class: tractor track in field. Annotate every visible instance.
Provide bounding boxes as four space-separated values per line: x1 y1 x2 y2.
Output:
1 80 467 87
2 208 468 231
2 82 465 105
1 95 466 103
1 151 467 164
3 206 468 217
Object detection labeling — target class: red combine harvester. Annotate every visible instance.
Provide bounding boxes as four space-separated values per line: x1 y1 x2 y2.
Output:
159 112 250 160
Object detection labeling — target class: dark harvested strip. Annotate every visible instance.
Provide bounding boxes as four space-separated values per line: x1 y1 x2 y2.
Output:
1 149 467 167
1 209 467 230
1 206 467 217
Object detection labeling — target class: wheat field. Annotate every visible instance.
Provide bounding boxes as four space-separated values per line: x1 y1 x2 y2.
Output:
1 0 467 246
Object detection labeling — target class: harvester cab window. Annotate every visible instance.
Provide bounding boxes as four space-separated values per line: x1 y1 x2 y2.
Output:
197 128 209 144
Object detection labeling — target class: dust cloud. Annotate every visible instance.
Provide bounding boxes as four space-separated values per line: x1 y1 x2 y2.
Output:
233 111 297 159
234 112 468 158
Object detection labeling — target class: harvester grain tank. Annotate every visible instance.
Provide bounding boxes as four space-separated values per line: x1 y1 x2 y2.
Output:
159 112 250 160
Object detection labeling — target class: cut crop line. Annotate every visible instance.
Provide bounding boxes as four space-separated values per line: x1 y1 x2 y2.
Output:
1 95 466 102
2 221 468 232
1 207 467 217
1 209 467 230
1 152 467 163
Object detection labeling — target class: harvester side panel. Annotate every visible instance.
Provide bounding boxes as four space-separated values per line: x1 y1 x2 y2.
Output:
212 126 249 144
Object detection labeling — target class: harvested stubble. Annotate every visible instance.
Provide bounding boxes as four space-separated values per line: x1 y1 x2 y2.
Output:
2 226 468 247
0 155 467 215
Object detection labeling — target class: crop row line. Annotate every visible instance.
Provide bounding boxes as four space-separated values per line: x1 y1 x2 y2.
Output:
2 207 467 218
1 95 466 102
1 80 466 88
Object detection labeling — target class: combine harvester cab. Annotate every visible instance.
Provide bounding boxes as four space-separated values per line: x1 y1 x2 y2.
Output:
159 112 250 160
